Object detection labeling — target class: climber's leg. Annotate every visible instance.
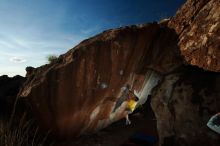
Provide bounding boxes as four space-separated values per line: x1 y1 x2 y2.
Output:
126 114 131 125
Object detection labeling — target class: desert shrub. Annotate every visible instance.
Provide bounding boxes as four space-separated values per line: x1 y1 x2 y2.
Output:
47 55 58 63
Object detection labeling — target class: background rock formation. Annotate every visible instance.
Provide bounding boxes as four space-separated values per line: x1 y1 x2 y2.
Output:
151 0 220 145
168 0 220 72
0 75 25 117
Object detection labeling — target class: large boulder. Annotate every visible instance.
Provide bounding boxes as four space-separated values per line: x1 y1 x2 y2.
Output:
18 23 182 137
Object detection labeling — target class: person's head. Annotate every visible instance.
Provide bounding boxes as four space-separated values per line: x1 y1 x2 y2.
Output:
129 94 139 101
125 84 130 90
133 96 139 102
121 84 130 92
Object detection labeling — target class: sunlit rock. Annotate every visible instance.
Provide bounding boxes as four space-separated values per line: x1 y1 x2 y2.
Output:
18 23 181 138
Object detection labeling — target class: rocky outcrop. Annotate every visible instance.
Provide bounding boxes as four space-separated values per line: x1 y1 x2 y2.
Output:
18 23 182 137
149 0 220 145
0 75 26 116
151 66 220 146
168 0 220 72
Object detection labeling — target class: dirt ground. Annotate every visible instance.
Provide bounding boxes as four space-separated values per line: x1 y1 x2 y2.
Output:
55 105 158 146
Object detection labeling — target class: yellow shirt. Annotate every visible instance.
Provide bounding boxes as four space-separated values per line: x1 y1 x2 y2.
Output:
126 99 138 112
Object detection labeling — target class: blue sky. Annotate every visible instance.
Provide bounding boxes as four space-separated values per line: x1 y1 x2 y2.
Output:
0 0 184 77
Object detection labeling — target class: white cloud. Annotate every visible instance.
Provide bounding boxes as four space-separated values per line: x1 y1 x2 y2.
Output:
9 57 27 63
0 33 84 76
0 1 90 77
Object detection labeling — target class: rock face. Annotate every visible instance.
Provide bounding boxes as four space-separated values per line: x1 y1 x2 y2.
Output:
18 24 182 137
151 67 220 146
0 75 26 116
18 0 220 145
168 0 220 72
150 0 220 145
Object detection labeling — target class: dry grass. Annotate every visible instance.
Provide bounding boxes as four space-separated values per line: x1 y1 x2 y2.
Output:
0 115 52 146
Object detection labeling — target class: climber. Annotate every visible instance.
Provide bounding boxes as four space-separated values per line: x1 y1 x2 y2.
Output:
207 112 220 134
113 84 139 125
113 84 131 112
125 90 139 125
